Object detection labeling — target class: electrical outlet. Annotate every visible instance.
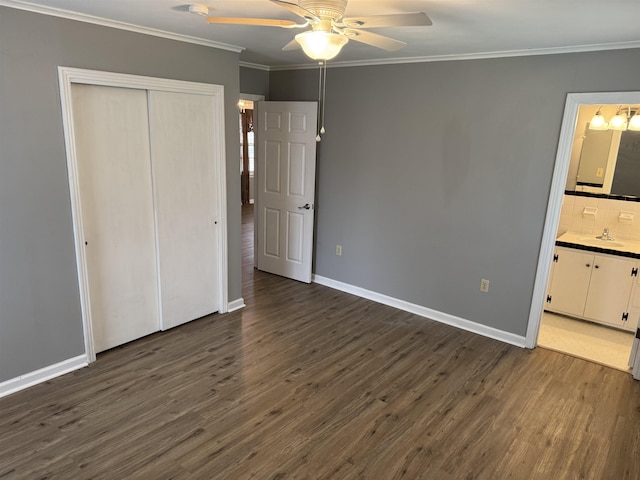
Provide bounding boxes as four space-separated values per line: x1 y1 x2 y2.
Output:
336 245 342 256
480 279 490 293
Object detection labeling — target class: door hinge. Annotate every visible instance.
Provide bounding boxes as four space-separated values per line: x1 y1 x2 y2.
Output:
636 328 640 340
546 295 552 303
622 312 629 322
553 254 559 263
632 267 638 277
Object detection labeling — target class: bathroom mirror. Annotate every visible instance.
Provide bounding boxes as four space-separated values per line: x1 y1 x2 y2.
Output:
568 104 640 198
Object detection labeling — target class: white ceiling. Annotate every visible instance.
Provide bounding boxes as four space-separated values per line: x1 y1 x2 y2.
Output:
4 0 640 68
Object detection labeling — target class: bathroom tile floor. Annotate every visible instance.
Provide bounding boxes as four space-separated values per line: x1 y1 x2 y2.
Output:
538 312 635 371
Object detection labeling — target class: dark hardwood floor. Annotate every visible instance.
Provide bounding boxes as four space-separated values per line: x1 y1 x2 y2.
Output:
1 204 639 479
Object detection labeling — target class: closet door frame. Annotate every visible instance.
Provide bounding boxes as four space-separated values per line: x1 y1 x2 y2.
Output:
58 67 229 363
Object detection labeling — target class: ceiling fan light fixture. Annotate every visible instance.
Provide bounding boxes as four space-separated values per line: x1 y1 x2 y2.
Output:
295 30 348 60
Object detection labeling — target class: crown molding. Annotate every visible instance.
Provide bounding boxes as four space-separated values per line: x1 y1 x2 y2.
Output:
0 0 244 53
239 61 271 71
269 40 640 71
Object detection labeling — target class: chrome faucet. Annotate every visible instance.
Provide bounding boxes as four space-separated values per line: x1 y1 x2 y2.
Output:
597 227 614 241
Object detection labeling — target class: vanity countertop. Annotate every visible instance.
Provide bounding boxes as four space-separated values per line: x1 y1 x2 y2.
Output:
556 231 640 259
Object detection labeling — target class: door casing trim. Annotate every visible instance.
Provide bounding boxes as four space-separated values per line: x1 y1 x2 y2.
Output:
525 91 640 350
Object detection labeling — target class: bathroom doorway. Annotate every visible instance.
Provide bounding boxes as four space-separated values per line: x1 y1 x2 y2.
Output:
527 93 640 373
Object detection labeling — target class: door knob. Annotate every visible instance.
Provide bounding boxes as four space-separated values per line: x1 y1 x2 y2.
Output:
298 203 311 210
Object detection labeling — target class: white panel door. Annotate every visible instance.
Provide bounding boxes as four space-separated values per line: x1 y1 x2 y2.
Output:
255 101 318 283
71 84 160 353
148 91 219 329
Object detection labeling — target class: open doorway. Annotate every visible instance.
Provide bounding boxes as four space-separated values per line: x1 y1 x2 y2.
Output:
239 98 257 206
238 94 264 290
527 93 640 374
238 94 265 197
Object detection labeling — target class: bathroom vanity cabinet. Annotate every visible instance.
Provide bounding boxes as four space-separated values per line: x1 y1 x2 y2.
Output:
546 246 638 331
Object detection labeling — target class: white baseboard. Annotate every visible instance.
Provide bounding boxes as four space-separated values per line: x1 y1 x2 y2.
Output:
227 297 246 312
312 275 527 348
0 354 88 399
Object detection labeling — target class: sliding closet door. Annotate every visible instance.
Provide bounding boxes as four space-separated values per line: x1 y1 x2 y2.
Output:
71 84 160 352
148 91 219 330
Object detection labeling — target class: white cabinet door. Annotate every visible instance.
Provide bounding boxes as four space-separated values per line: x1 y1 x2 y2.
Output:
584 255 637 329
255 101 318 283
547 246 639 331
148 91 219 330
72 84 160 353
626 272 640 332
547 248 594 317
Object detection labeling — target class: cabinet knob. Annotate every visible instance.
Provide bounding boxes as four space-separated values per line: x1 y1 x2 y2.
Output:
586 264 591 268
594 265 599 269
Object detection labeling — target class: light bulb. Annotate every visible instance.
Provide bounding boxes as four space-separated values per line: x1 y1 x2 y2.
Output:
609 111 628 131
628 111 640 131
295 31 348 60
588 111 608 130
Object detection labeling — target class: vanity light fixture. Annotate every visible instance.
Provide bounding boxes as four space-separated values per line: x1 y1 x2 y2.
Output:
588 105 640 132
609 106 629 131
588 108 608 130
629 109 640 131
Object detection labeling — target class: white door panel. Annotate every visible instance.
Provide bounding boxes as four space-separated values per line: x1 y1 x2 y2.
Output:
264 208 280 257
287 211 304 263
148 91 219 330
71 84 160 353
255 102 318 283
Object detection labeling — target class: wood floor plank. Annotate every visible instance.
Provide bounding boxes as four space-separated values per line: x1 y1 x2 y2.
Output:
1 204 639 479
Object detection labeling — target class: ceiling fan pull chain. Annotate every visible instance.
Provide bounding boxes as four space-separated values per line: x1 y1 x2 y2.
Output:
316 60 322 142
321 60 327 136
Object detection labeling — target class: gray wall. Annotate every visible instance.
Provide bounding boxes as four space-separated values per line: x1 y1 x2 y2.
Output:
240 66 270 98
0 7 241 382
270 49 640 337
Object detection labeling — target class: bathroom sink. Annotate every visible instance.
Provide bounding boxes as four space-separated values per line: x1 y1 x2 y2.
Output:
579 237 626 248
556 232 640 255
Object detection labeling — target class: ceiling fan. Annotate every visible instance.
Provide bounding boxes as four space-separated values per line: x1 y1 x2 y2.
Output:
197 0 432 60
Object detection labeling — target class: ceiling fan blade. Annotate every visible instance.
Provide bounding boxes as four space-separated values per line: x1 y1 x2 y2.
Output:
282 38 301 51
340 12 432 29
270 0 320 22
341 29 406 51
205 17 298 27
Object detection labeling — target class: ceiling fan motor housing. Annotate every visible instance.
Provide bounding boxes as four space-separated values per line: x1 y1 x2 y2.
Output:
299 0 348 20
